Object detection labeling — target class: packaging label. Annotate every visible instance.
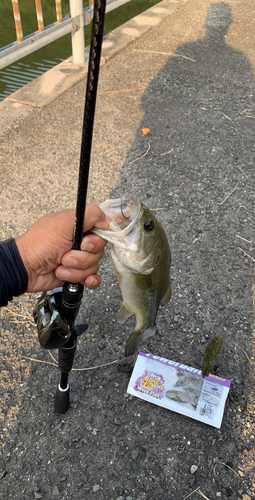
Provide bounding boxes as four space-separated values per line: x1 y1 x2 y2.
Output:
127 351 231 428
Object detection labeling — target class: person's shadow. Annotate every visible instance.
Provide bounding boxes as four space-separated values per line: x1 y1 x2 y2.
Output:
113 1 254 371
120 1 255 204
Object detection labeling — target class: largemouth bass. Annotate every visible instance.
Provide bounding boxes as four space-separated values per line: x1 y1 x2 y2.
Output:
91 195 171 356
166 372 203 408
166 387 201 408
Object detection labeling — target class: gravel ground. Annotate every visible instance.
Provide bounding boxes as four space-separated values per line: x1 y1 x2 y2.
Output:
0 1 255 499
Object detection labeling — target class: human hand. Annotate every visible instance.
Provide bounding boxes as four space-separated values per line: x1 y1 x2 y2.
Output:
15 204 109 293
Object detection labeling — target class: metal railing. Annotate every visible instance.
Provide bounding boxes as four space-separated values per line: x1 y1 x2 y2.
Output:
0 0 131 70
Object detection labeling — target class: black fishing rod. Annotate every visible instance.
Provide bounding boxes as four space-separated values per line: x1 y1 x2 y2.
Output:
33 0 106 414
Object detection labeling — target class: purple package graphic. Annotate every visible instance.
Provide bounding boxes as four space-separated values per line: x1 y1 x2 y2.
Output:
127 351 231 428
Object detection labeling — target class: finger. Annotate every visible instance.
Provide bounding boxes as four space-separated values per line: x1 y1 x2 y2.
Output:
55 262 99 283
83 274 102 289
80 234 107 252
61 248 105 270
51 205 109 243
83 203 109 232
93 214 111 229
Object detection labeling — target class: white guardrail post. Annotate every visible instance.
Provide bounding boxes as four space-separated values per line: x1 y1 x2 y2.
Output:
70 0 85 64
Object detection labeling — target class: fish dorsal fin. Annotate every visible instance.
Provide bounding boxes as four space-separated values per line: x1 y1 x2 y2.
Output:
160 281 172 306
117 303 133 324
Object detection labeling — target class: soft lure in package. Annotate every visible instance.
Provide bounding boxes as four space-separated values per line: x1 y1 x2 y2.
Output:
127 351 231 428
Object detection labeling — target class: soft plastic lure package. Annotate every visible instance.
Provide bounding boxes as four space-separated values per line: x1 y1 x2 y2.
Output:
127 351 231 428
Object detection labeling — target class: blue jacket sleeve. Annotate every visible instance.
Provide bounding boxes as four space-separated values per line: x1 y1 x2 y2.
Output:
0 238 28 307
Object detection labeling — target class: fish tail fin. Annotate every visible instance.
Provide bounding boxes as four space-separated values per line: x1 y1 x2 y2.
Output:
124 326 157 357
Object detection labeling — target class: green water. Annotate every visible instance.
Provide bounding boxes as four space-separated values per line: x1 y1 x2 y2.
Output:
0 0 160 101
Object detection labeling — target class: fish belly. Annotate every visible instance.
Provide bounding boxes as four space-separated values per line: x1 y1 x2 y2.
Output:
111 247 158 356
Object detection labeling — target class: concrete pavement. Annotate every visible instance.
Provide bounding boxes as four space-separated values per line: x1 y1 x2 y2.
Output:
0 0 184 137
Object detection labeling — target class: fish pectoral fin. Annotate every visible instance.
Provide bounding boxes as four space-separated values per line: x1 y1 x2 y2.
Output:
117 303 133 324
124 326 157 357
160 281 171 306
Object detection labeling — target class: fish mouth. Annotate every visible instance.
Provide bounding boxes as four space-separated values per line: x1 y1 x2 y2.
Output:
91 195 142 246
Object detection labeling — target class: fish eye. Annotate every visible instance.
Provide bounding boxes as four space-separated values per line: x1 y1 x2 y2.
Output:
144 219 154 231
